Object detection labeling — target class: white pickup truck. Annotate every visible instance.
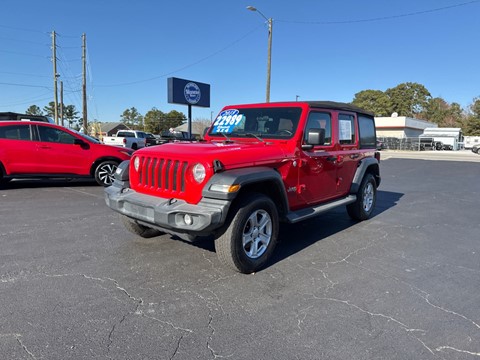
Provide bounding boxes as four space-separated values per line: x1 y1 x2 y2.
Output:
103 130 147 150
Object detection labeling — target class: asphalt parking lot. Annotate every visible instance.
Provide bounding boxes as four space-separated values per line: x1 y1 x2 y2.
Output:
1 151 479 359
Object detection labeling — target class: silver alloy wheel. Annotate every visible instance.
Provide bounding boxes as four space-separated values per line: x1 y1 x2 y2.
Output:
242 209 272 259
98 163 117 185
362 182 374 212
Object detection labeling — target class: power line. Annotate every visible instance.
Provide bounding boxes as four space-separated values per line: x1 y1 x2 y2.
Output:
0 36 48 46
0 71 50 78
0 93 52 107
0 82 52 89
276 0 480 25
0 49 49 59
97 24 264 87
0 24 48 34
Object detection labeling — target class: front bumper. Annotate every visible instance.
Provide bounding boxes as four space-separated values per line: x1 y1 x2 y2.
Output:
105 181 231 236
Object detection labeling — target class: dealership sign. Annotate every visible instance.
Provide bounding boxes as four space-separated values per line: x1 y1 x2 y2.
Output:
168 77 210 108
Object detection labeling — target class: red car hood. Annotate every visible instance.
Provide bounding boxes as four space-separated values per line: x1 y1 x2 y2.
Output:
137 140 289 169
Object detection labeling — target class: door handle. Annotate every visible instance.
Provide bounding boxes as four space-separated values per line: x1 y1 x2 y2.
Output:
326 156 336 162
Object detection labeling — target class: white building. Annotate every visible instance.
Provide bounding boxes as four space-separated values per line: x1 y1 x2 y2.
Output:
464 136 480 149
375 115 437 138
420 128 464 150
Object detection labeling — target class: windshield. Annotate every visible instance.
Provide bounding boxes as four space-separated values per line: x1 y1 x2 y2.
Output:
209 107 302 139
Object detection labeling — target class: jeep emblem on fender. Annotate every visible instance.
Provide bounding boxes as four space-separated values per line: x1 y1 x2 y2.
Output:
184 82 201 104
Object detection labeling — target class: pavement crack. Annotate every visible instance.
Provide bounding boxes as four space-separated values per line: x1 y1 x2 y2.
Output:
311 296 435 355
436 346 480 356
140 312 194 333
13 334 37 360
1 334 35 359
169 335 184 360
43 273 144 358
420 293 480 330
105 277 144 305
328 258 480 331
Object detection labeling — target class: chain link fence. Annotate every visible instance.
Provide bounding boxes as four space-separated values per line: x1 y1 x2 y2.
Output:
378 137 449 151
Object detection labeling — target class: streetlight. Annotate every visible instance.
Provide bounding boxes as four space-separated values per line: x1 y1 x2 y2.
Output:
247 5 272 103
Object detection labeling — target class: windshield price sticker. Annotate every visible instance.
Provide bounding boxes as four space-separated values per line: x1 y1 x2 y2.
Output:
212 109 243 133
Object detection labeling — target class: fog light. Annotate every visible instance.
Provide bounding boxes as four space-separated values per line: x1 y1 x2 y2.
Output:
184 214 193 225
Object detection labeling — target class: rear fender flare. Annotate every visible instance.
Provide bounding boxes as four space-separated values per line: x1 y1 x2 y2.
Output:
350 158 380 194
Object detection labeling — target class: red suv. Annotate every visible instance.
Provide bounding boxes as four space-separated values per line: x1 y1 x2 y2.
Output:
105 101 381 273
0 121 132 186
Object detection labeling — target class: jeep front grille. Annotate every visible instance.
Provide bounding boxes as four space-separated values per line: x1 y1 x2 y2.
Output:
135 155 189 194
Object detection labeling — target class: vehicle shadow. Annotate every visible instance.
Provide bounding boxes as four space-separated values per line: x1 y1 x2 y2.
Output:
189 190 404 270
269 189 403 269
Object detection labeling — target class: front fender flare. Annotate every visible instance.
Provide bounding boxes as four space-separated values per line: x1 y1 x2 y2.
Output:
202 166 288 204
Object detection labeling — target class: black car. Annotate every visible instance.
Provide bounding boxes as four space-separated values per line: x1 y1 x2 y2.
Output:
0 112 54 123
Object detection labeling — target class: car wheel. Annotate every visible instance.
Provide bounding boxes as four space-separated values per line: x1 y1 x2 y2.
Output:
0 176 10 186
0 166 10 186
120 215 163 238
215 193 279 273
347 173 376 221
94 160 119 186
131 143 138 150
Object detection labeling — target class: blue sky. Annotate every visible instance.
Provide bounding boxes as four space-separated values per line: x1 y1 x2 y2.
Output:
1 0 479 123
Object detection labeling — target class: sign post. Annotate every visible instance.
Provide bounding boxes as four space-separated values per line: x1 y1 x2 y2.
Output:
168 77 210 138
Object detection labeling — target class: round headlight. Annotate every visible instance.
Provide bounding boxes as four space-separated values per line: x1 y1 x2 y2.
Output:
134 157 140 171
192 163 206 183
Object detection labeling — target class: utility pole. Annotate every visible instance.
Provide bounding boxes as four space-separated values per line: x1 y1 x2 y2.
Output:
60 81 64 127
82 33 88 134
52 31 59 124
246 6 273 103
266 17 272 103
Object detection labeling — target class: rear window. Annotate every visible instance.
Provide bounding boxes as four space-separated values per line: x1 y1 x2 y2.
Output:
0 124 31 140
358 115 376 149
118 132 134 137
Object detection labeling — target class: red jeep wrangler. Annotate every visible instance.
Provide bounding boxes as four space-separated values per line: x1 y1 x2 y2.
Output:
105 101 381 273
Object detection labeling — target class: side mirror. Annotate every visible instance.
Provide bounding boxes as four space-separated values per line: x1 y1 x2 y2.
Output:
302 128 325 151
74 138 90 149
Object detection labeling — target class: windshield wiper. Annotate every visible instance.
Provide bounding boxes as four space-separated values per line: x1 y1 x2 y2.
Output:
244 133 265 142
217 132 233 143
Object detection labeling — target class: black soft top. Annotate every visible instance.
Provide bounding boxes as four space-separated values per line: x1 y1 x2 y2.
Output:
305 101 374 117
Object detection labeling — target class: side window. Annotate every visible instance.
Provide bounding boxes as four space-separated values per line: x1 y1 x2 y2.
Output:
338 114 356 145
38 126 76 144
304 112 331 145
358 115 376 149
0 125 31 140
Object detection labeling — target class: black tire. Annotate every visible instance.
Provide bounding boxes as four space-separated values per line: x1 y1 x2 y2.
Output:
215 193 279 274
347 173 376 221
0 166 10 186
0 177 10 186
120 215 163 238
131 143 138 150
94 160 119 186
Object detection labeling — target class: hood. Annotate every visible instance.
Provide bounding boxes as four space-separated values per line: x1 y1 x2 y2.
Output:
138 140 289 169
